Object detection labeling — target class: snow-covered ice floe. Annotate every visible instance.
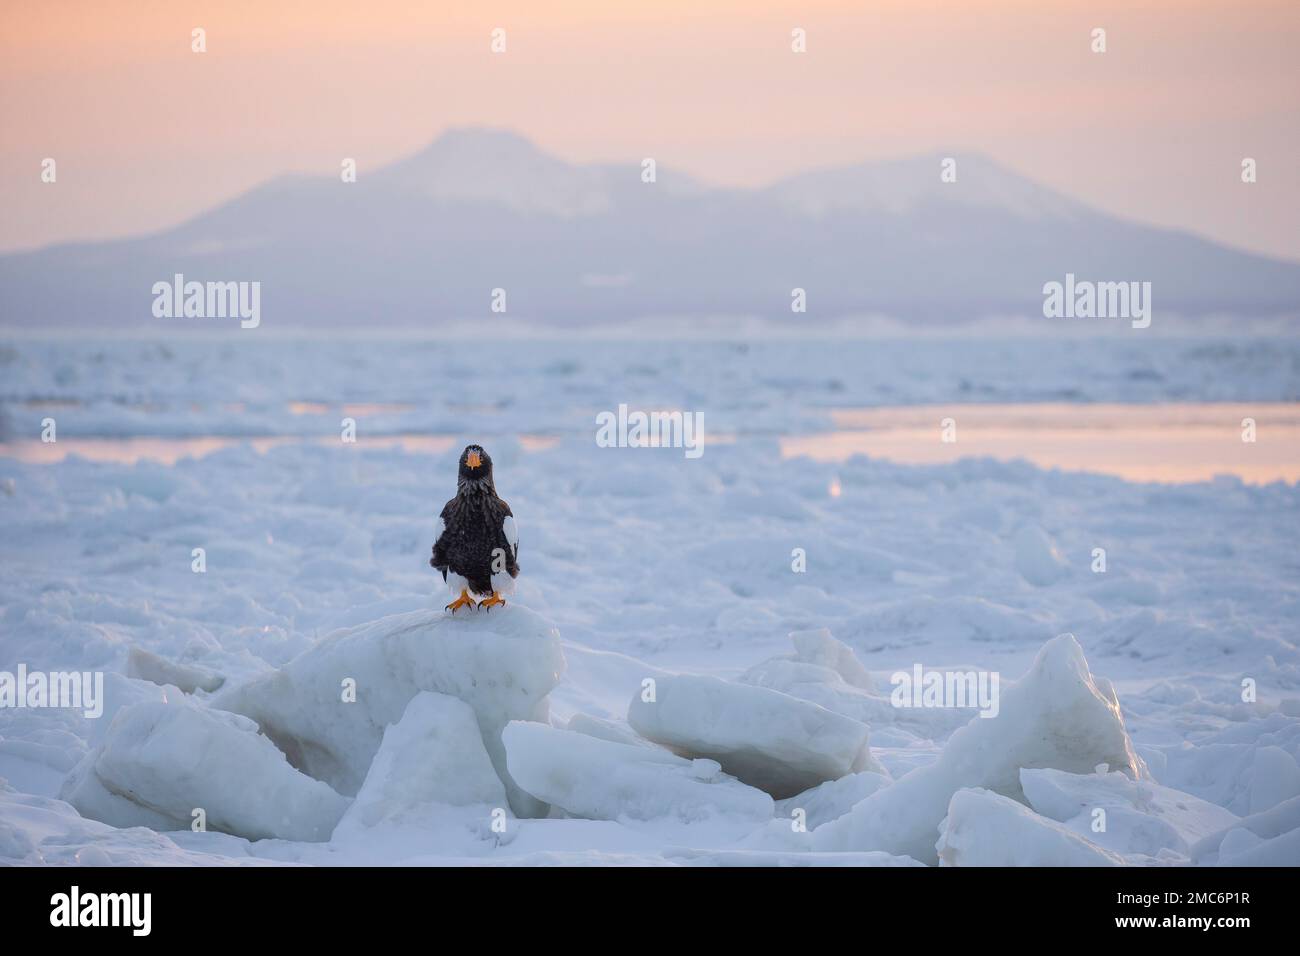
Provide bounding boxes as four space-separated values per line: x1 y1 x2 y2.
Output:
812 634 1146 863
627 672 878 798
1019 766 1239 859
214 605 566 818
326 691 522 859
1190 795 1300 866
504 721 774 828
335 691 508 834
63 699 348 841
30 612 1300 865
59 605 567 843
739 627 973 738
126 646 225 694
937 789 1127 867
775 771 891 830
0 781 279 866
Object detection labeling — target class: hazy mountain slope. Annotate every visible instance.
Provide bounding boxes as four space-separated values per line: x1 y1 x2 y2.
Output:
2 129 1297 328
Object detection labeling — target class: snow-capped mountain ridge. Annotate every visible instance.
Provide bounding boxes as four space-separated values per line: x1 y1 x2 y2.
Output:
374 128 1083 221
765 152 1088 221
2 126 1298 326
378 128 619 217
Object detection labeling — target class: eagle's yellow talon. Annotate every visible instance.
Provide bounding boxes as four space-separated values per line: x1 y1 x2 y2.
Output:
477 592 506 611
445 589 475 613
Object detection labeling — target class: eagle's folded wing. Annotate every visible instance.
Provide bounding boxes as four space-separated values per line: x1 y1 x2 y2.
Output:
502 514 519 576
430 514 448 577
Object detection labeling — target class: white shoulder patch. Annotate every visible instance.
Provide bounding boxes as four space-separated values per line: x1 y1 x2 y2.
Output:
433 516 445 542
503 515 518 557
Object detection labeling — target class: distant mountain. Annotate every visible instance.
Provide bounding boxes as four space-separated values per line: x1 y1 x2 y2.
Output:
3 127 1298 329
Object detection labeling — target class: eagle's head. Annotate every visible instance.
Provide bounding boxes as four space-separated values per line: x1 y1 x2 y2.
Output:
457 444 495 493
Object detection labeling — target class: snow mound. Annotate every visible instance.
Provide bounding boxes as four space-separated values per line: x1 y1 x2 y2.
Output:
937 789 1124 866
626 674 875 798
333 691 508 837
1021 767 1239 858
214 605 566 817
812 633 1146 863
503 721 774 826
63 701 349 842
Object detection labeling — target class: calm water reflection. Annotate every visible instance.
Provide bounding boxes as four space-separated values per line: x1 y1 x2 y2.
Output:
2 404 1297 485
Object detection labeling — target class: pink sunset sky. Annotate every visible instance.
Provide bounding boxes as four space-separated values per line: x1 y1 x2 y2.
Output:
1 0 1297 260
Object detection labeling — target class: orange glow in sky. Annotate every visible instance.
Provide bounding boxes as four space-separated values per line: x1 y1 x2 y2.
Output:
2 0 1297 259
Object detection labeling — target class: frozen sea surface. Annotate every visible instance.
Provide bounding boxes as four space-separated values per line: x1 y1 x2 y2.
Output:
0 334 1298 865
2 334 1298 441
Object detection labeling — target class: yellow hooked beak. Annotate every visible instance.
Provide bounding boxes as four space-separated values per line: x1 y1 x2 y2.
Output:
466 450 482 469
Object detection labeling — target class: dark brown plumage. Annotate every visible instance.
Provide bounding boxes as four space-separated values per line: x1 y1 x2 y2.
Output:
431 445 519 610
